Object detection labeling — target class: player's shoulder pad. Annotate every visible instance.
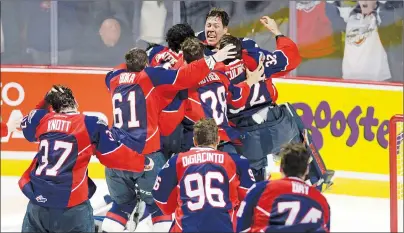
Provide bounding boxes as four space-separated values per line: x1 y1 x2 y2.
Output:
28 109 48 123
144 66 176 87
146 45 166 63
162 154 179 170
196 30 205 40
84 115 108 136
245 180 269 199
228 153 251 166
244 47 262 56
105 68 126 90
240 37 259 49
20 109 49 142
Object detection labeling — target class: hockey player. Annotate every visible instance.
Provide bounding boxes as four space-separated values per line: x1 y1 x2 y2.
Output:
236 142 331 233
146 23 196 159
152 118 256 232
225 17 334 189
197 7 258 51
147 23 194 69
184 36 265 152
19 85 151 233
101 42 236 232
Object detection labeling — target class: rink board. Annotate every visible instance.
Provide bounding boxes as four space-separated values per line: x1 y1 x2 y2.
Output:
0 153 390 199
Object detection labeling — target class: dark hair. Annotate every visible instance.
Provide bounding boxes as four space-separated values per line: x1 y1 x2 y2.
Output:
125 48 148 72
166 23 195 53
217 34 242 64
45 85 76 113
193 118 218 147
206 8 230 27
181 37 205 64
279 143 311 178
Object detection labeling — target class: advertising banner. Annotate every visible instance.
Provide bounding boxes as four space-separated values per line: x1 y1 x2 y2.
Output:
1 69 112 151
1 68 403 180
275 79 403 175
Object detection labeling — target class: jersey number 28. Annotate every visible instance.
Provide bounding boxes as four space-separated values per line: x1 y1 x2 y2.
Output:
200 86 227 125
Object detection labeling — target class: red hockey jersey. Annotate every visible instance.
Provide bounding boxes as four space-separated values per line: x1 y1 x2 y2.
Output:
105 57 217 154
237 177 331 232
152 147 255 232
19 109 146 208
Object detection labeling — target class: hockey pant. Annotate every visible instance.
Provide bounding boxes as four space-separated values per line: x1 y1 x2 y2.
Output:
103 151 172 232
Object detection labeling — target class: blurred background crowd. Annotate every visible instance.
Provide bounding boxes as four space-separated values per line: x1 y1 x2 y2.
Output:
1 0 403 83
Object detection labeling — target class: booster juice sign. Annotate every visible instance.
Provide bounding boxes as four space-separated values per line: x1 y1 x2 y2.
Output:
1 67 402 175
294 101 390 150
275 79 403 175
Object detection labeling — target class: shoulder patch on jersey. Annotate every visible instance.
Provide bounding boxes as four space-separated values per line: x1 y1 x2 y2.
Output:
196 30 204 36
240 155 248 160
96 118 108 126
162 160 170 169
247 183 256 194
28 110 37 124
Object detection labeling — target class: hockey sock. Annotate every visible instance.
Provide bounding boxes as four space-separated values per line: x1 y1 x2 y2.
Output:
148 204 172 232
102 201 136 232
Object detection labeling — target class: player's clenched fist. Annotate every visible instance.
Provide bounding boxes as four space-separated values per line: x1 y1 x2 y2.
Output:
260 16 282 36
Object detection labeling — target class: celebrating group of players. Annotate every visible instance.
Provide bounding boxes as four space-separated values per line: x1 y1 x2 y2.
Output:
13 7 334 233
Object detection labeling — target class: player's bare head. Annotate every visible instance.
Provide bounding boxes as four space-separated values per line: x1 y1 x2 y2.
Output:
193 118 219 147
125 48 148 72
45 85 77 113
181 37 205 64
218 35 242 64
279 143 311 179
166 23 195 53
205 8 229 46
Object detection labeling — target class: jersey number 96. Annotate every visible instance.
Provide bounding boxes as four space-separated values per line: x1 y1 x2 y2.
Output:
184 172 226 211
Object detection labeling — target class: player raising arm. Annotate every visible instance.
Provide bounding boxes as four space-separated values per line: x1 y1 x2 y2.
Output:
229 17 334 190
236 143 331 233
18 85 151 233
152 118 255 232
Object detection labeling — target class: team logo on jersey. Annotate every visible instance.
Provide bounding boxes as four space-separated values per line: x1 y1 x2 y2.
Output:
97 118 108 126
35 195 47 203
28 110 37 124
162 160 170 169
